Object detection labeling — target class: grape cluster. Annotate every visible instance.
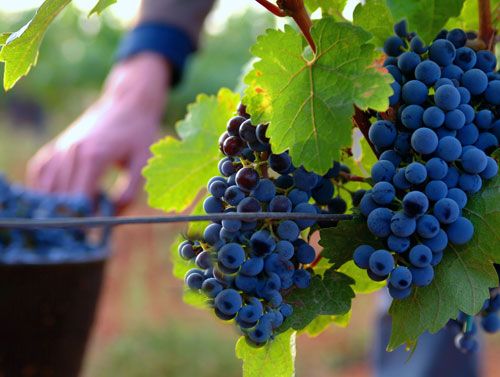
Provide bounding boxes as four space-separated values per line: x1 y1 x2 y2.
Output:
179 104 353 345
353 22 499 299
451 281 500 353
0 174 111 263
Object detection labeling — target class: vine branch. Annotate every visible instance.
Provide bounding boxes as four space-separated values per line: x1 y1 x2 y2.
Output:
478 0 496 50
255 0 316 53
353 106 379 157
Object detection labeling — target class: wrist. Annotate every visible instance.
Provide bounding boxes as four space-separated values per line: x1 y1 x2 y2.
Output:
104 53 172 113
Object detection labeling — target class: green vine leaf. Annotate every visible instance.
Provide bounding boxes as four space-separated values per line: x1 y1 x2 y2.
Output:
386 0 466 43
243 18 392 174
0 33 11 45
302 310 351 337
388 175 500 350
305 0 347 18
89 0 117 16
279 268 355 332
143 88 240 212
445 0 479 31
353 0 395 47
319 218 384 268
339 261 385 294
0 0 71 90
236 329 296 377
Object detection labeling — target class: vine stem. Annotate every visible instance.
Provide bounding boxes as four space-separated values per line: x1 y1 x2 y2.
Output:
478 0 496 50
353 106 379 157
0 212 355 229
339 171 367 182
255 0 316 53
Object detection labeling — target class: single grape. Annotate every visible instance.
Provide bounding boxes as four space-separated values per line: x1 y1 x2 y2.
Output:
312 178 334 205
429 39 456 66
417 214 441 239
353 244 376 269
371 181 396 205
369 120 397 148
398 51 421 73
387 235 411 253
389 266 413 289
276 220 300 241
409 244 433 267
410 36 427 54
485 80 500 105
391 210 417 238
422 106 445 128
402 80 428 105
215 289 243 316
252 178 276 202
269 195 292 212
422 229 448 253
475 50 497 73
410 265 435 286
444 109 465 130
296 242 316 264
446 217 474 245
405 162 428 185
437 136 462 161
236 167 260 192
293 269 312 288
327 197 347 214
480 157 499 179
240 257 264 276
454 47 477 70
371 160 396 183
401 104 424 129
458 173 482 194
446 29 467 48
461 68 488 95
434 84 460 110
388 283 412 299
384 35 406 56
425 180 448 201
250 230 276 256
269 152 292 174
426 158 449 180
367 208 394 238
411 128 438 154
461 148 487 174
380 150 402 168
239 120 257 143
369 250 395 276
415 60 441 86
441 64 463 81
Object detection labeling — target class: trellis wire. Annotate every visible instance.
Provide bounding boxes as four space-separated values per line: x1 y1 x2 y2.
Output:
0 212 355 229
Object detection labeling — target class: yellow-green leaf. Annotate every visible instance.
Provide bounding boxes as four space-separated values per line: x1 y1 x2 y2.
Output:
143 88 240 212
244 18 392 174
0 0 71 90
89 0 117 16
236 329 296 377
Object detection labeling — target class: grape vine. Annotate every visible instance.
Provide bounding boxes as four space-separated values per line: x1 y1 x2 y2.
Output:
0 0 499 376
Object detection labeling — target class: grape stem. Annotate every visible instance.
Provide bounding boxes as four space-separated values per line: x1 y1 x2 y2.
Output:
339 171 367 183
465 314 474 333
255 0 316 53
478 0 496 50
353 106 379 157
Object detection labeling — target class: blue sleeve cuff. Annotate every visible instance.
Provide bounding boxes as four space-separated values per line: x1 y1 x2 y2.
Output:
115 23 196 86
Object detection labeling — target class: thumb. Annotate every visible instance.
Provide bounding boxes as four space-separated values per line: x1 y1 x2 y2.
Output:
112 151 149 213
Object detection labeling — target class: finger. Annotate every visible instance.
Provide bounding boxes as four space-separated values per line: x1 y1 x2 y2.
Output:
68 150 105 197
54 145 79 193
26 145 54 190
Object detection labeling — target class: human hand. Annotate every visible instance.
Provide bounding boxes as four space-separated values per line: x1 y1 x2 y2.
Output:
27 53 171 211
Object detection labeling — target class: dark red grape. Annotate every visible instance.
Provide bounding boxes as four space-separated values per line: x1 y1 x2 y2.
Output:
219 132 229 153
223 136 245 156
239 120 258 143
227 116 246 136
235 167 260 191
237 103 250 118
256 124 270 144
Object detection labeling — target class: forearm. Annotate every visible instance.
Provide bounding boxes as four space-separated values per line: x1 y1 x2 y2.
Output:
116 0 215 86
138 0 216 46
